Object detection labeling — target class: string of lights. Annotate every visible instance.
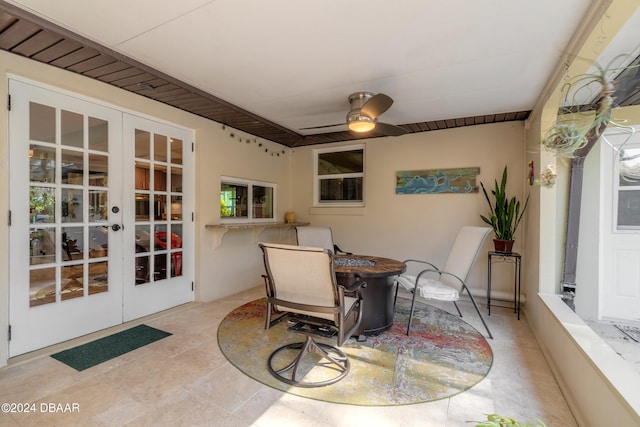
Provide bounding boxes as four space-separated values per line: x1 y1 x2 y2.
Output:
221 125 286 157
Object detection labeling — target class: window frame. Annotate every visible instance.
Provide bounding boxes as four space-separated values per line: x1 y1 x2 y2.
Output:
220 176 277 224
614 143 640 232
313 144 365 207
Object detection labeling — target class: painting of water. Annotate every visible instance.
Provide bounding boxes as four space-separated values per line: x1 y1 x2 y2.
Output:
396 167 479 194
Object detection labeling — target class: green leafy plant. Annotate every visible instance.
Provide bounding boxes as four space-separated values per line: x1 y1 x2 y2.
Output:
470 413 547 427
480 166 529 241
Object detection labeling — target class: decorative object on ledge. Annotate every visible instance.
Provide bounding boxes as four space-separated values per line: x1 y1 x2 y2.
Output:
284 211 296 224
480 166 529 253
205 222 310 248
395 167 479 194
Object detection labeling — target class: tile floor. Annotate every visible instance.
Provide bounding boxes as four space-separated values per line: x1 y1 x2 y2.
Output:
0 287 579 427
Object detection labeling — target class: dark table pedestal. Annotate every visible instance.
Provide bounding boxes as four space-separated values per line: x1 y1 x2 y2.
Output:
336 274 398 335
334 255 406 336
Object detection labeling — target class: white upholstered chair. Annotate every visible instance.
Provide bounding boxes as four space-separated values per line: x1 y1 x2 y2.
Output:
259 242 365 387
295 226 352 255
394 226 493 339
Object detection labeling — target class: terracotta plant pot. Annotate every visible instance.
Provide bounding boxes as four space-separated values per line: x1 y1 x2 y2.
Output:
493 239 514 253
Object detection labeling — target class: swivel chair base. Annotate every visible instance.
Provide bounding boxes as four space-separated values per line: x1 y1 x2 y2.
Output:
267 336 350 388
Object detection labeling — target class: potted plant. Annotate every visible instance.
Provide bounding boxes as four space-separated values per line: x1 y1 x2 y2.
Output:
470 413 547 426
480 166 529 253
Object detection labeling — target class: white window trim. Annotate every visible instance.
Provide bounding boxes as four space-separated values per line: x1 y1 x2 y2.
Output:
313 144 365 207
605 126 640 233
220 176 277 223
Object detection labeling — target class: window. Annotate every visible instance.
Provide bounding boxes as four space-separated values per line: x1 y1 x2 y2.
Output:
616 147 640 230
220 177 276 223
314 144 364 206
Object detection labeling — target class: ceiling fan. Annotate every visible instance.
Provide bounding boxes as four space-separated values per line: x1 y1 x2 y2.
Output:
300 92 409 136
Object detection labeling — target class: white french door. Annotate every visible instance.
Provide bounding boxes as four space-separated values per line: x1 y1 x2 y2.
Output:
8 79 193 356
601 128 640 321
122 114 193 321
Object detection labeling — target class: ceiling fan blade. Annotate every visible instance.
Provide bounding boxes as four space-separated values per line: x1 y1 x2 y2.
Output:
299 123 345 130
360 93 393 119
374 122 409 137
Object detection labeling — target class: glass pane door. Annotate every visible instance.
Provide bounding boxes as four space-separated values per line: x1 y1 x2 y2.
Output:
123 115 193 322
9 79 124 357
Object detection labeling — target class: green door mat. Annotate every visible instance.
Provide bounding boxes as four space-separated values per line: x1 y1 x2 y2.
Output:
51 324 172 371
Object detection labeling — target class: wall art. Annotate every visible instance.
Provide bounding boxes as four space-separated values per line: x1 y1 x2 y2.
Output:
396 167 479 194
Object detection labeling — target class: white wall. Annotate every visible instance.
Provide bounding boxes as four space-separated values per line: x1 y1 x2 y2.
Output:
290 122 527 299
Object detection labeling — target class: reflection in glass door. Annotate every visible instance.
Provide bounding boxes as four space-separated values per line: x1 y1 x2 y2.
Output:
28 103 112 307
124 115 193 322
134 130 183 284
9 80 124 356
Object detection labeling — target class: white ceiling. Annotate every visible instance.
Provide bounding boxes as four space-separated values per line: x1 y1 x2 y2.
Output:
5 0 640 136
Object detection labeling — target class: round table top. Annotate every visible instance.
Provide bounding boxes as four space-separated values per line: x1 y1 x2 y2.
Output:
334 254 406 277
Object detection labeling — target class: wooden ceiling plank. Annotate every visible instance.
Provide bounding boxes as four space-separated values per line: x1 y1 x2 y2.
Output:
0 18 39 50
123 78 169 92
110 72 157 88
169 95 207 106
0 12 17 31
31 38 82 62
51 46 100 68
11 29 62 57
83 60 131 78
98 67 144 83
68 54 116 73
157 92 200 103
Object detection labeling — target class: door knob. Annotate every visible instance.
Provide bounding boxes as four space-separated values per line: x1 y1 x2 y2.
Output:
111 224 122 231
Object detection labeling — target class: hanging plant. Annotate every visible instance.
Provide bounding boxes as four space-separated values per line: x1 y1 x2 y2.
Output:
538 165 558 188
542 60 617 158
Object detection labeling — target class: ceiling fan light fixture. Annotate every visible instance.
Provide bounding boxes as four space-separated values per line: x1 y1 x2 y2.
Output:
348 115 375 132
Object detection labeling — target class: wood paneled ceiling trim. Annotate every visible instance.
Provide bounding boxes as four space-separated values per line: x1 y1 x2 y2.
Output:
0 2 531 148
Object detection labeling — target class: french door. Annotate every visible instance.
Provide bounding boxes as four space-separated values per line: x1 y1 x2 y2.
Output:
601 127 640 321
122 114 193 321
8 79 193 356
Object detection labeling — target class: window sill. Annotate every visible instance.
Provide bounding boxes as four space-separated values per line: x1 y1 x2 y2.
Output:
309 207 367 216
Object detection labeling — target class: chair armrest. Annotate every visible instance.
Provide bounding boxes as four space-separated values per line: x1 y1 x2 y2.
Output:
339 277 367 293
333 244 352 255
403 259 440 272
433 270 465 286
414 268 441 282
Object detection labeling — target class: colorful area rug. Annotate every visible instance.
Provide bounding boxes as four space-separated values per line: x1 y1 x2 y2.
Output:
51 324 172 371
217 298 493 405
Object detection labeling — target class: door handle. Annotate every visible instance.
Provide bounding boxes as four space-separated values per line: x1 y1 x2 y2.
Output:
111 224 122 231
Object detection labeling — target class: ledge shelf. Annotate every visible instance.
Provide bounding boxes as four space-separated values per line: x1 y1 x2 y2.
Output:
205 222 310 248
